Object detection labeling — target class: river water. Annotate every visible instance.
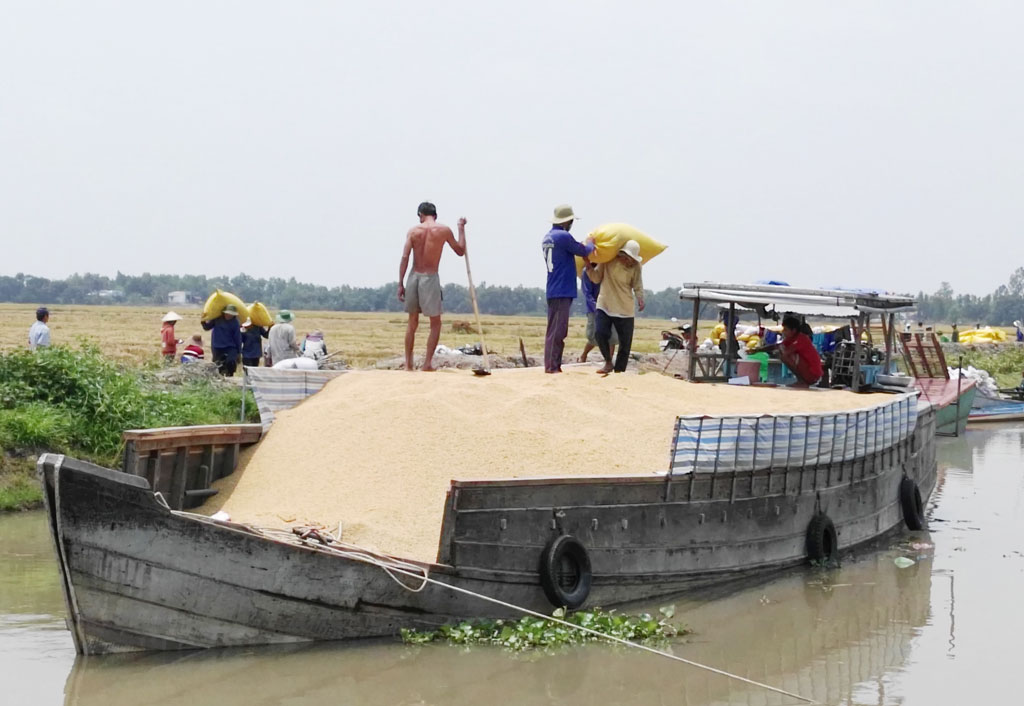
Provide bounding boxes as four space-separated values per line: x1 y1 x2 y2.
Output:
3 426 1022 705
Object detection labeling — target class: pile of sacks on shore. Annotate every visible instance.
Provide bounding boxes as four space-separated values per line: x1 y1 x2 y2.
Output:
949 365 1000 398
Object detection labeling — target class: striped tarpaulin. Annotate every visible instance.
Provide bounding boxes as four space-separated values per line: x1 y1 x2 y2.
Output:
669 391 919 474
243 367 348 430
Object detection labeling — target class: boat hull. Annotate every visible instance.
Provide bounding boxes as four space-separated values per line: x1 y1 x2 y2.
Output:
40 406 937 655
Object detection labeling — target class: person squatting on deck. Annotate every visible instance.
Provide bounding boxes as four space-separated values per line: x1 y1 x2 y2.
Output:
268 310 300 366
241 318 269 367
779 314 823 387
201 304 242 376
160 311 184 362
542 204 595 373
397 202 466 371
28 307 51 351
580 265 616 363
586 240 645 374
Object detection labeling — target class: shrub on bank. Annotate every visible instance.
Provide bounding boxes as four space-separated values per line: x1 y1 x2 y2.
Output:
0 346 258 509
956 347 1024 388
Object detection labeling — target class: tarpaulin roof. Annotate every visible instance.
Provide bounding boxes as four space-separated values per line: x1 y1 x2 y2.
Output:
680 282 916 318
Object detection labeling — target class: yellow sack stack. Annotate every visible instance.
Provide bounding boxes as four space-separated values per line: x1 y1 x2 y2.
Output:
247 302 273 327
958 327 1007 344
202 290 249 323
574 223 668 277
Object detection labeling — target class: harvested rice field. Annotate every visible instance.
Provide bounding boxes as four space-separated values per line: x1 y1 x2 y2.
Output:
205 367 886 563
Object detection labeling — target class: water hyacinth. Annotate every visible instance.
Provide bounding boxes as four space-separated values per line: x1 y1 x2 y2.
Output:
400 605 685 651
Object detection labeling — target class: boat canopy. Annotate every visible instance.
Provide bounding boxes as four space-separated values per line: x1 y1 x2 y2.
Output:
680 282 916 319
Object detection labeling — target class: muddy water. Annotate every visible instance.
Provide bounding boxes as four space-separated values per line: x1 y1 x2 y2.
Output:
3 427 1022 705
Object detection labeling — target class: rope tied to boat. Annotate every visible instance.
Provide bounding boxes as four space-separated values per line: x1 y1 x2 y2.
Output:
174 510 815 704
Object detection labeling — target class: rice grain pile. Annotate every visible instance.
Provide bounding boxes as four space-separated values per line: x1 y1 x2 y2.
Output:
205 368 883 562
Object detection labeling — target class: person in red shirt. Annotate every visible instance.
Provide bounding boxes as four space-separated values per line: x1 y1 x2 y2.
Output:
778 314 823 387
160 312 183 363
181 334 205 363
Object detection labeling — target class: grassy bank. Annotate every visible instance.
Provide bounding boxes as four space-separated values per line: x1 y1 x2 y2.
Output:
955 346 1024 388
0 345 257 511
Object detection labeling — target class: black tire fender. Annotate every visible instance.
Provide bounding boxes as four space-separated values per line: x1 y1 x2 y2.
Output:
539 535 592 609
900 476 925 530
806 513 838 563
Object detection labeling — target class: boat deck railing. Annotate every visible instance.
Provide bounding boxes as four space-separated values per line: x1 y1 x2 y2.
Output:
669 392 918 475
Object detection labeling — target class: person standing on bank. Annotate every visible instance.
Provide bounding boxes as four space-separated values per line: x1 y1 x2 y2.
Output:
268 310 300 366
240 318 269 368
397 202 466 371
160 312 184 362
542 204 595 373
201 304 242 376
586 240 645 374
28 307 51 351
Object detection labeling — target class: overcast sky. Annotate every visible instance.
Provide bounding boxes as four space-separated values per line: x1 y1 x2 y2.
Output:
2 2 1021 296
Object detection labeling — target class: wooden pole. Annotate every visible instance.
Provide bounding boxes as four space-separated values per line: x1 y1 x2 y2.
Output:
464 239 491 374
688 297 699 380
884 313 894 374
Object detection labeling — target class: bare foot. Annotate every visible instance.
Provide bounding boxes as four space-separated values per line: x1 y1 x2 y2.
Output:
596 365 613 375
422 365 438 372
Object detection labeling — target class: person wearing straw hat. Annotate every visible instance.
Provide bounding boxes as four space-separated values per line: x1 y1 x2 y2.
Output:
585 239 645 374
268 310 301 366
201 304 243 376
542 204 595 373
160 311 184 363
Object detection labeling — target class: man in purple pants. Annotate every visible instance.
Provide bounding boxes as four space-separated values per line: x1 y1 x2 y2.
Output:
542 204 595 373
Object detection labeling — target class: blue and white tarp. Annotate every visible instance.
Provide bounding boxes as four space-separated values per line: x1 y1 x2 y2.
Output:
243 367 348 431
669 392 918 474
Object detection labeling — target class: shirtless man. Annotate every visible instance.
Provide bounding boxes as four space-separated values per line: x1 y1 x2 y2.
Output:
398 202 466 371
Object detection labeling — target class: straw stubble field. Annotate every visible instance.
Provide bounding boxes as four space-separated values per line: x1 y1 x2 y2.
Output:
0 304 685 367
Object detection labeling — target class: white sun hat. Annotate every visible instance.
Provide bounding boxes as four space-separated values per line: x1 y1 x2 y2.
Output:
551 204 577 224
618 239 643 263
162 311 183 323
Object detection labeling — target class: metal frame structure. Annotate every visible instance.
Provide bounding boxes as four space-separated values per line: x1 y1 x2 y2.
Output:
679 283 916 391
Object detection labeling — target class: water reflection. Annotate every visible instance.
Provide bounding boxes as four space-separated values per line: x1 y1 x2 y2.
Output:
62 551 930 706
3 426 1023 705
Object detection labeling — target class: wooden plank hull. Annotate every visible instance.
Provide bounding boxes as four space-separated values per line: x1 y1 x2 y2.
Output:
39 406 936 655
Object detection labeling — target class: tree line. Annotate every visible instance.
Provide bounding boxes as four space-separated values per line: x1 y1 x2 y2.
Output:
914 267 1024 326
0 272 692 319
8 268 1022 324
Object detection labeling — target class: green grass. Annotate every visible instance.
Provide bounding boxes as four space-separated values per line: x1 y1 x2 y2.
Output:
0 456 41 511
956 347 1024 388
0 345 258 511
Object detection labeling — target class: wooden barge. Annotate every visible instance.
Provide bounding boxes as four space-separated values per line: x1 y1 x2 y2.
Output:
40 285 941 655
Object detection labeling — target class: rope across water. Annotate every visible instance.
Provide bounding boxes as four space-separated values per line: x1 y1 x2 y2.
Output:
173 511 816 704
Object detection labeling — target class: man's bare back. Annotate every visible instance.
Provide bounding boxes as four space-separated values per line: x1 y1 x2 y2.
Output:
405 222 460 274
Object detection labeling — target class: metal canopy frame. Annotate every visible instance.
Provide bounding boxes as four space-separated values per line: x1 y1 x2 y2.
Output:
679 283 917 391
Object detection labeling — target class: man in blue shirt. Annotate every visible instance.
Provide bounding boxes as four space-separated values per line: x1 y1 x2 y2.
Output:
201 304 243 376
542 204 594 373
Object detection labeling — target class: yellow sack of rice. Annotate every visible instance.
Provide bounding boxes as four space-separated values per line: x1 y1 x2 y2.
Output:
247 302 273 327
575 223 667 276
201 290 249 323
